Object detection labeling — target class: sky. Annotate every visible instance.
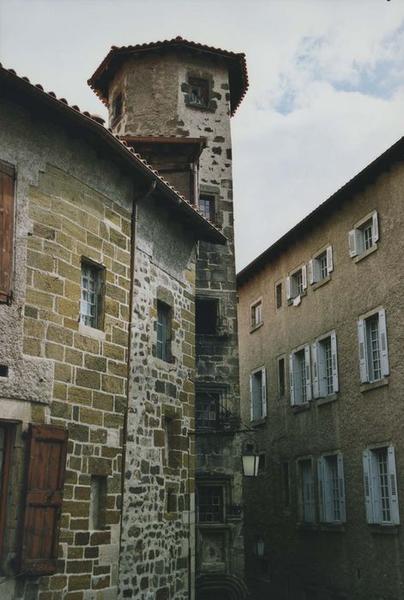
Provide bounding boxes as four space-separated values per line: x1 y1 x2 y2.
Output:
1 0 404 270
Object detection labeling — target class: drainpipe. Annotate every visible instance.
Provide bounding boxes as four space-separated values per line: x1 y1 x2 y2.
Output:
118 179 157 578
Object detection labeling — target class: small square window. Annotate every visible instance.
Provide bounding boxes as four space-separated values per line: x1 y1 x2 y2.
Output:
196 297 218 335
287 266 307 302
276 283 282 309
111 92 123 125
199 193 215 222
157 300 172 362
349 211 379 258
187 77 209 108
80 261 104 329
197 484 224 523
250 300 262 329
196 390 221 431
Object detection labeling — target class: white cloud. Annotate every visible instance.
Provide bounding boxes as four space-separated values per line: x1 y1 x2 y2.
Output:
1 0 404 270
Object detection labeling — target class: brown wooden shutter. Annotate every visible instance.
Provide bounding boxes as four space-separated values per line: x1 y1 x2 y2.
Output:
0 162 15 303
19 424 68 576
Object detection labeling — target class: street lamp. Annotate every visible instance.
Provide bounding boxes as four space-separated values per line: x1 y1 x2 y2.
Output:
241 443 259 477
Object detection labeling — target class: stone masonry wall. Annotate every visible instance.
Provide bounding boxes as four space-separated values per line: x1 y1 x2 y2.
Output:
0 97 134 600
119 196 197 600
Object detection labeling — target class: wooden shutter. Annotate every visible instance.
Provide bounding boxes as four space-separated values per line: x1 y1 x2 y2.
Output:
357 319 368 383
363 449 375 524
249 374 254 421
302 265 307 291
261 368 267 418
311 342 319 399
289 353 295 405
0 163 15 303
285 276 291 301
20 424 68 576
317 457 326 522
387 446 400 525
304 345 312 402
372 211 379 244
331 331 339 393
337 454 346 523
348 229 357 257
378 309 389 377
326 245 333 274
308 260 314 285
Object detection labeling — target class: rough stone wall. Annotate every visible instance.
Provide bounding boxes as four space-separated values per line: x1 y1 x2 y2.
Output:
118 196 197 600
108 49 244 593
238 160 404 600
0 97 134 600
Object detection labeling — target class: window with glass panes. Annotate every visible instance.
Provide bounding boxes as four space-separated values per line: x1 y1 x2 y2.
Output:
366 314 381 382
319 336 333 395
297 350 307 403
362 220 373 251
157 301 171 362
298 459 315 523
363 445 399 525
317 251 328 280
196 391 220 430
292 269 303 297
250 300 262 328
376 448 390 522
198 485 224 523
198 193 215 222
319 454 345 522
80 262 103 329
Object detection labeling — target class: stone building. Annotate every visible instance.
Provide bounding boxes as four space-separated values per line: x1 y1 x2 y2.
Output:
88 37 249 600
0 57 222 600
237 137 404 600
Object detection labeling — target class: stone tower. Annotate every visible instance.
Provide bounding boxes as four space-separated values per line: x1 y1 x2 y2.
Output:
89 37 249 600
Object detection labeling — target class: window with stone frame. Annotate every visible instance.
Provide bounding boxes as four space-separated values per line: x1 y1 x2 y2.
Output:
195 297 219 335
276 282 282 309
80 259 104 330
317 453 346 523
156 300 172 362
357 308 389 384
289 346 311 406
278 356 286 398
363 445 399 525
286 265 307 302
187 76 210 108
198 193 216 222
308 246 333 285
197 483 225 523
111 92 123 125
311 331 339 398
250 367 267 421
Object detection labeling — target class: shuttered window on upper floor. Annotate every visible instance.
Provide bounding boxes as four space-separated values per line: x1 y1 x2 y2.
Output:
0 162 15 304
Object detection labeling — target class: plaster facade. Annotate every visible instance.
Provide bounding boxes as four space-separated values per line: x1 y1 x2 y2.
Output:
237 152 404 600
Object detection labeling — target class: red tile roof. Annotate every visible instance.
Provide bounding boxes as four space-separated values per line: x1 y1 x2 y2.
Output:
88 36 248 116
0 62 226 245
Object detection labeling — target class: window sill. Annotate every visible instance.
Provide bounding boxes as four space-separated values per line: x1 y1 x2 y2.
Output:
288 291 307 307
296 522 317 532
154 356 177 371
250 417 267 428
319 522 345 533
312 275 331 291
369 524 399 535
360 378 389 393
78 323 105 341
292 403 310 414
316 393 338 406
353 244 378 263
250 322 264 334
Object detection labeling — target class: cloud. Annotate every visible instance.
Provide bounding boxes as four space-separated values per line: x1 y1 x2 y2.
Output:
1 0 404 270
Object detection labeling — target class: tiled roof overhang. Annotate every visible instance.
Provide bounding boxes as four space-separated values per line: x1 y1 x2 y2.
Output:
88 36 248 117
0 64 226 245
237 135 404 286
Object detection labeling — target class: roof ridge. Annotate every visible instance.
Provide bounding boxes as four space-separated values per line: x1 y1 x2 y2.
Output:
0 61 225 243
